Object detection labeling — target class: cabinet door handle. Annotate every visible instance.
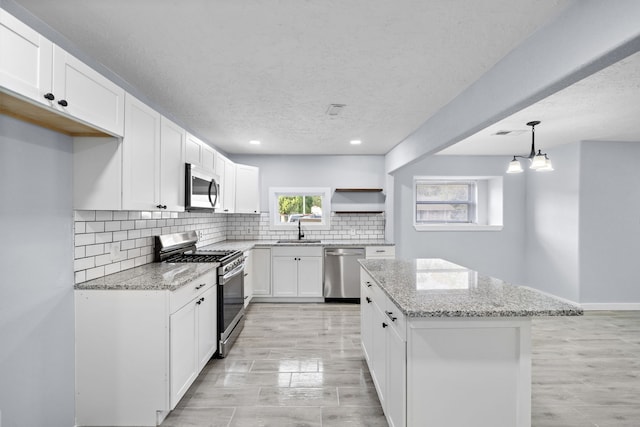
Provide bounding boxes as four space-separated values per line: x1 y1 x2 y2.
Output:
156 204 167 209
385 311 397 322
244 296 248 300
382 322 388 328
196 297 205 305
44 93 55 101
58 99 68 107
366 297 372 304
366 282 372 287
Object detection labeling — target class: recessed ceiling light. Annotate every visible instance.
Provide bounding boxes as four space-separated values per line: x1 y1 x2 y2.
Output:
249 140 261 145
326 104 346 116
350 140 362 145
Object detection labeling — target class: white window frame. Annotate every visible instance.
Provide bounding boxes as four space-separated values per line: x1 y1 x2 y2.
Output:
268 187 332 231
413 176 503 231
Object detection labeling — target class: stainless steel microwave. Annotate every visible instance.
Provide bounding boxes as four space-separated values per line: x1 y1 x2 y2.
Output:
185 163 220 211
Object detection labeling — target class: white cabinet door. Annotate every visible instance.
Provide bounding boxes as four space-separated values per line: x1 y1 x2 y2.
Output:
185 133 203 166
272 257 298 297
297 257 323 297
122 94 161 210
52 45 124 136
170 300 198 409
196 286 217 371
201 144 216 174
386 324 406 427
160 116 186 211
360 282 374 364
252 248 272 296
235 164 260 214
0 9 52 105
371 301 388 410
221 156 236 213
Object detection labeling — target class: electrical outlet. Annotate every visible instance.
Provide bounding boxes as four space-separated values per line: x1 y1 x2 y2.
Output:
350 228 356 236
198 230 203 239
246 227 251 234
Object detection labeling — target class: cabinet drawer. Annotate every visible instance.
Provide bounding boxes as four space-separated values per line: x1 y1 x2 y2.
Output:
366 246 395 258
170 271 216 313
271 246 322 257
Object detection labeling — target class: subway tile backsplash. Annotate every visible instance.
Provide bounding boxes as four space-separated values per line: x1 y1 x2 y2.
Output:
74 210 385 284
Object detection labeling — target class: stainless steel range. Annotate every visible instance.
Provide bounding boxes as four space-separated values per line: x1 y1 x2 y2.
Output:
155 231 245 358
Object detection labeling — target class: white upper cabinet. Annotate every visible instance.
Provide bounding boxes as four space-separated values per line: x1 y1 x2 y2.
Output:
185 132 215 174
52 46 124 136
0 9 52 104
160 116 186 211
122 94 161 211
235 164 260 214
220 155 236 213
0 10 124 136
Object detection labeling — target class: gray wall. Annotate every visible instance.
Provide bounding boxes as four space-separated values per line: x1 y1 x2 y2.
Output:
580 141 640 304
0 116 75 426
524 143 581 302
392 155 527 284
230 155 386 212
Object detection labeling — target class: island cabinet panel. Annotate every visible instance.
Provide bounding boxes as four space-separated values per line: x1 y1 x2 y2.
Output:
406 319 531 427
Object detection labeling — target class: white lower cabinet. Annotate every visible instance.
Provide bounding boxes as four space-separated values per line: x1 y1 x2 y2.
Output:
271 246 323 298
252 248 272 296
75 271 217 426
361 267 406 427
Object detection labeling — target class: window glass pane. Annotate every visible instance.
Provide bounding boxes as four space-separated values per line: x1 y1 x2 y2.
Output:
277 195 323 224
416 203 469 222
416 183 470 202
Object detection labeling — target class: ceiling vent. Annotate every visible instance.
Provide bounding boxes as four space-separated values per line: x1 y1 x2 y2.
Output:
326 104 346 116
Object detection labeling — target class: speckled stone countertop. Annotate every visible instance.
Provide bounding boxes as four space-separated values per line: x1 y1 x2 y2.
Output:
200 239 393 251
359 258 583 318
74 262 218 291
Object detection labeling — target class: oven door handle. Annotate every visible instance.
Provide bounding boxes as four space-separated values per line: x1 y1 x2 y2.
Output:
222 263 245 282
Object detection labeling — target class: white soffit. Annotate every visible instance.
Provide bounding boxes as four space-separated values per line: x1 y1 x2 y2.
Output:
439 50 640 156
12 0 571 155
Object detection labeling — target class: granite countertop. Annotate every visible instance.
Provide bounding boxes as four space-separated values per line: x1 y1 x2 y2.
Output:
359 258 583 318
74 262 218 291
200 239 394 251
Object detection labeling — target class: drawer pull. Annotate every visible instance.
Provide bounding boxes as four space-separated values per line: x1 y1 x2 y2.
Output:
366 297 372 304
366 282 372 288
376 250 385 253
195 284 206 290
382 322 388 328
385 311 397 322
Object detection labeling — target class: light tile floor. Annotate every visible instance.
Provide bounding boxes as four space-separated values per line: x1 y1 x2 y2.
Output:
161 304 640 427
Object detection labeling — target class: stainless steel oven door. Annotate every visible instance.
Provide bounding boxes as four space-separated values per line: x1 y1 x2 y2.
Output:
218 261 245 357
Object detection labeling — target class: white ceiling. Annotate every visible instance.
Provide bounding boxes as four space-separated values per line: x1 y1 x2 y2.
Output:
439 50 640 155
11 0 573 155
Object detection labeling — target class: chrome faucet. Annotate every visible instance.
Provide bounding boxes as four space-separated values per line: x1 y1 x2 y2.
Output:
298 220 305 240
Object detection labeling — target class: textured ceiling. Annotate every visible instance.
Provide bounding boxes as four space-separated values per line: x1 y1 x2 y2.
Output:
438 51 640 155
11 0 571 155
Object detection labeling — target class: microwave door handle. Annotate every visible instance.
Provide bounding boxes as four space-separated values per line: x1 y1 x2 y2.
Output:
208 179 218 208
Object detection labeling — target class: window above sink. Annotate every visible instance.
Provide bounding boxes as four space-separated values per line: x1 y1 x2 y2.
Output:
268 187 332 231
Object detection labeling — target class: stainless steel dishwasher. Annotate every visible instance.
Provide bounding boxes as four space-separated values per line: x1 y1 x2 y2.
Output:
324 247 366 302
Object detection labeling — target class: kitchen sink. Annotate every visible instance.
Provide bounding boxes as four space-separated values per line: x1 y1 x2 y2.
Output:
276 239 322 244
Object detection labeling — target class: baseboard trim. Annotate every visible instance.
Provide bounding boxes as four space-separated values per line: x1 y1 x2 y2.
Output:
581 303 640 311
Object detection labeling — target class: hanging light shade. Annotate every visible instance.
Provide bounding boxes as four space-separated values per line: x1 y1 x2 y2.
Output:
506 156 524 173
506 120 553 173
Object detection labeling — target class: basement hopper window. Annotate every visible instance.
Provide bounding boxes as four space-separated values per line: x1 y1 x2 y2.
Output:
413 176 503 231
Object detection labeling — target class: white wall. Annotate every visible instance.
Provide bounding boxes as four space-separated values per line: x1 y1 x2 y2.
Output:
230 155 386 212
580 141 640 304
392 155 526 283
524 143 581 302
0 116 75 426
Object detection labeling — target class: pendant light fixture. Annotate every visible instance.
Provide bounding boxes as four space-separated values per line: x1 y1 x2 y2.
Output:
506 120 553 173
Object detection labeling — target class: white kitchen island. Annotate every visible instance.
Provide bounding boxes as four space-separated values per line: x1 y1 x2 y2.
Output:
359 258 582 427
